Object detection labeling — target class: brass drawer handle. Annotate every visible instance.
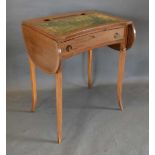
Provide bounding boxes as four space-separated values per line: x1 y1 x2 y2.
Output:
114 32 121 39
66 45 72 52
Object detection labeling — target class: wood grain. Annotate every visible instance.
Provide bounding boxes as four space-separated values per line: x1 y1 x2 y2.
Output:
108 23 136 51
56 70 63 144
117 46 127 111
29 58 37 112
126 23 136 49
88 49 93 88
22 25 60 74
62 27 124 58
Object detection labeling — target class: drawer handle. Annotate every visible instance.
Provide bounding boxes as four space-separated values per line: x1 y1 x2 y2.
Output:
90 35 95 39
114 32 121 39
66 45 72 52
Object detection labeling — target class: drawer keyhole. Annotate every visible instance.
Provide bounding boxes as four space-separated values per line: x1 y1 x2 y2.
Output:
66 45 72 52
114 32 120 39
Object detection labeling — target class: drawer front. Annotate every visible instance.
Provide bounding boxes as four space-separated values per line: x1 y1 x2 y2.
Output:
62 28 125 57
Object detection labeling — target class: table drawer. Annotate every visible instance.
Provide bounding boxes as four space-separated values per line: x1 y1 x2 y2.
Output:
62 28 125 57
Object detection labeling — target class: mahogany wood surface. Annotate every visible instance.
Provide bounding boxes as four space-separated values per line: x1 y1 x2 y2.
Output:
21 10 136 144
109 23 136 51
22 26 60 74
62 27 125 59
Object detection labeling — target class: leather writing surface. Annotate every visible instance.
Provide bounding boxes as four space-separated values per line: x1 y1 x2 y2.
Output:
35 12 121 35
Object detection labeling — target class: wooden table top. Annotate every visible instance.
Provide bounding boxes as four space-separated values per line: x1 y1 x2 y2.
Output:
23 10 131 41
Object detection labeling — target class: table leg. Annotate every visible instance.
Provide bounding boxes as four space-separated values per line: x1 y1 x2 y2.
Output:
29 58 37 112
56 69 62 144
117 48 127 111
88 49 93 88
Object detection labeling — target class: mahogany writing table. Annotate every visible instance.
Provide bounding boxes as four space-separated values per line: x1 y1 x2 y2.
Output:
22 10 136 144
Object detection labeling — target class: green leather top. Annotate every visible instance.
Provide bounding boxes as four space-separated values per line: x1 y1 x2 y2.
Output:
36 12 121 35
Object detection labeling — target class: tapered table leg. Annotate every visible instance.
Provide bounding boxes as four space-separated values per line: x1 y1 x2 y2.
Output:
117 48 127 111
29 58 37 112
56 70 62 144
88 49 93 88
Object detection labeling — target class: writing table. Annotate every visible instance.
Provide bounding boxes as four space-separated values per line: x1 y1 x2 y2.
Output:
22 10 136 144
